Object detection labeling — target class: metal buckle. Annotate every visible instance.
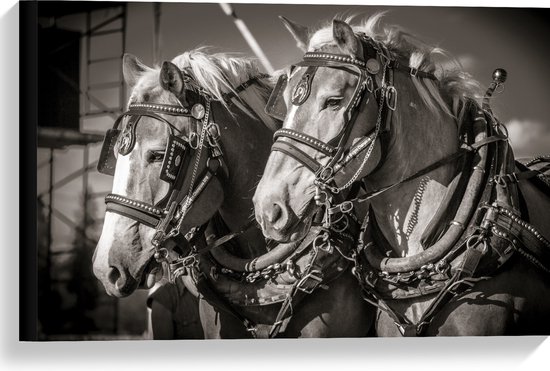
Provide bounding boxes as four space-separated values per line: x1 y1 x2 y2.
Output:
296 271 323 294
207 123 221 145
316 166 334 182
366 76 374 93
385 86 397 111
410 67 418 77
188 132 199 149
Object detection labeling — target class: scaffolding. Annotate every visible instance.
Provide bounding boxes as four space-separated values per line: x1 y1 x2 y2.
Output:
36 3 134 337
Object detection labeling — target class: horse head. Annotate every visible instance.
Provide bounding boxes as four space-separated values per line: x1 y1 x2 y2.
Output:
254 18 384 243
93 51 274 297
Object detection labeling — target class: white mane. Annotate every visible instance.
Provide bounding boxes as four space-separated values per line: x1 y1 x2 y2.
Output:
171 47 276 125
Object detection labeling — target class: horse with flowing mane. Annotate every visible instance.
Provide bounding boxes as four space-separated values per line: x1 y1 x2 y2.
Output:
254 13 550 336
92 48 373 338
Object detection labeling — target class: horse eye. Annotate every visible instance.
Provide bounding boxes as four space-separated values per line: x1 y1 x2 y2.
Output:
146 150 165 163
324 97 343 111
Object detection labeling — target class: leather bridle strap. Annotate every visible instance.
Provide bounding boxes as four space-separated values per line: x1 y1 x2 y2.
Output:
273 128 336 156
271 141 321 174
105 194 166 228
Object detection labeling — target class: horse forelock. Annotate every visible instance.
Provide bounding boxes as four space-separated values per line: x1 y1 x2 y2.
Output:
308 12 484 120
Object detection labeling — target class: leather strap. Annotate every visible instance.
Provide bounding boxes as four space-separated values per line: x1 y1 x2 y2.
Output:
105 201 161 228
274 128 336 156
271 140 321 173
484 205 550 273
193 269 258 337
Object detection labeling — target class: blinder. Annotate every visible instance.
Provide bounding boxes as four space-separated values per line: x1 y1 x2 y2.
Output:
97 102 200 185
97 128 121 176
265 74 288 121
160 135 189 183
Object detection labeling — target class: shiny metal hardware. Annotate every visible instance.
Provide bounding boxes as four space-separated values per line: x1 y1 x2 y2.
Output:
385 85 397 111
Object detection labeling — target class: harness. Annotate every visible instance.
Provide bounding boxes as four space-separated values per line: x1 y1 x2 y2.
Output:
97 69 357 338
265 35 550 336
98 84 226 262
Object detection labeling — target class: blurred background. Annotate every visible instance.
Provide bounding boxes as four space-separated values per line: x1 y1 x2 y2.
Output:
35 1 550 340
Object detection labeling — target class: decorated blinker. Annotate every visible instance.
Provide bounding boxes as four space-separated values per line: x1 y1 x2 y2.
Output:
291 66 318 106
118 116 140 155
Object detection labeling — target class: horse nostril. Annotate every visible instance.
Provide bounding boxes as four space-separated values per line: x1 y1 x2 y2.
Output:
269 202 290 231
107 266 121 286
266 203 283 224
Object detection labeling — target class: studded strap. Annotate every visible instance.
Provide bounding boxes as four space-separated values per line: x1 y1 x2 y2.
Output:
105 194 167 228
274 128 336 156
129 102 191 116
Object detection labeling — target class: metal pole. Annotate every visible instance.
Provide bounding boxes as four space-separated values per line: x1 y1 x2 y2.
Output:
82 146 89 242
46 149 54 298
152 3 161 65
219 3 274 74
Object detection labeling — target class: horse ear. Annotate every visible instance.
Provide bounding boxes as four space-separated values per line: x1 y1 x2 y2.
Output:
333 20 360 58
279 16 310 52
123 53 149 88
160 61 185 96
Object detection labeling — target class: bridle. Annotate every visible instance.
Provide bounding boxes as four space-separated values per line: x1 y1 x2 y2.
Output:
266 34 438 228
97 72 267 266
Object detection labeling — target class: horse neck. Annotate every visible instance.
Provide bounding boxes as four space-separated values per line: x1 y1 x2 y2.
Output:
366 73 460 257
215 105 274 257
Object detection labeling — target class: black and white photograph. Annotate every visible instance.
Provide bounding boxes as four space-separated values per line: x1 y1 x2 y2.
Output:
10 0 550 368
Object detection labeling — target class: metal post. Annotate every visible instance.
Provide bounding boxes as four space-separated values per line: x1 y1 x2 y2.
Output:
152 3 161 65
46 149 54 295
219 3 274 74
82 146 89 241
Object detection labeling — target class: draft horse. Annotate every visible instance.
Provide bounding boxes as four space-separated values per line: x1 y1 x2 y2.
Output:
254 14 550 336
92 49 373 338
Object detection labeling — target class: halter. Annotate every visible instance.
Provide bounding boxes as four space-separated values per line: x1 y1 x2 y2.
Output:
266 35 438 228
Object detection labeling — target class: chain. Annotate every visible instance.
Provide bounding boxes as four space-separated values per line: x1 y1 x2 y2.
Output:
218 262 288 283
333 67 387 193
175 98 211 232
405 176 430 238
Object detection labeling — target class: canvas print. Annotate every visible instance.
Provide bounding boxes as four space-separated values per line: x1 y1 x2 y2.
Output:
27 1 550 340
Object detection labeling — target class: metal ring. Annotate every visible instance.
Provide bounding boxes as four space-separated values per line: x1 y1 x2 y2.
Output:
366 76 374 93
331 216 349 233
317 166 334 182
385 86 397 111
339 201 354 214
188 132 199 149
